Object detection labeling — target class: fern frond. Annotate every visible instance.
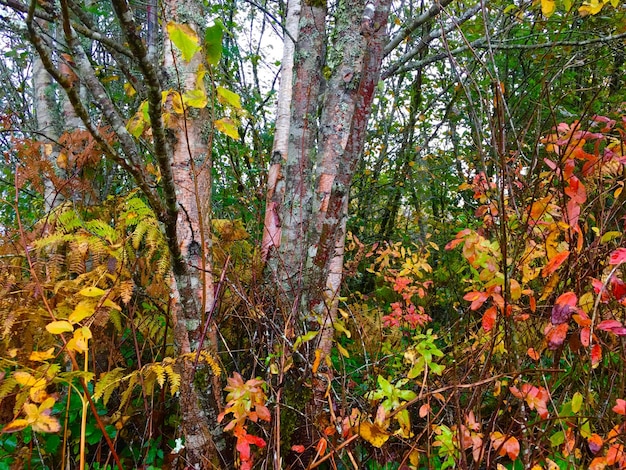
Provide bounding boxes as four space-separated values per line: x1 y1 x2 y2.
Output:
180 350 222 376
56 207 83 233
85 220 118 244
94 367 126 406
0 376 17 402
163 364 181 396
118 370 140 413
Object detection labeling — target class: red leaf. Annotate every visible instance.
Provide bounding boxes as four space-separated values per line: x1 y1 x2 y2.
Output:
542 251 570 278
580 327 591 347
565 176 587 203
551 292 577 324
591 343 602 368
609 248 626 265
611 276 626 301
612 399 626 415
597 319 626 335
545 323 568 350
482 306 497 332
291 445 305 453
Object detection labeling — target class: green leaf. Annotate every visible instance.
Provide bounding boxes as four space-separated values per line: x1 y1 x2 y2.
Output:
215 118 240 140
550 430 564 447
166 22 201 62
205 20 224 66
377 375 393 397
217 87 242 110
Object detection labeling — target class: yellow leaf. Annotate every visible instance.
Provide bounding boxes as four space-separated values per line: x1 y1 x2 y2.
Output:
32 414 61 433
312 349 323 374
336 342 350 358
541 0 556 16
166 22 201 62
102 298 122 311
217 87 242 110
2 419 30 433
579 0 605 15
46 320 74 335
29 348 56 362
67 327 92 354
358 421 391 448
124 82 136 97
183 88 208 108
171 91 184 114
79 286 105 297
215 118 240 140
14 372 39 387
601 231 622 244
69 300 96 324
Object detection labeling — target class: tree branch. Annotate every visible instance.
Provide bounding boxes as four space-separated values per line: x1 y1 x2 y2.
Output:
384 0 456 57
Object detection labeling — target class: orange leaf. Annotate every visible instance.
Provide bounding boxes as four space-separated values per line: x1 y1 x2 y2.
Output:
542 251 569 277
589 456 607 470
464 291 489 310
419 403 431 418
491 432 520 460
607 444 625 466
315 437 328 455
527 348 540 360
291 445 305 453
482 306 497 332
588 433 604 454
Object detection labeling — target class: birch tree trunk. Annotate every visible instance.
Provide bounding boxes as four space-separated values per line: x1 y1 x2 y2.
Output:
24 0 223 465
263 0 391 453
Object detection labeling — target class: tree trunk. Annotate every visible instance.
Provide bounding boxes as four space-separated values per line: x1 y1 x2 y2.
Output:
263 0 391 456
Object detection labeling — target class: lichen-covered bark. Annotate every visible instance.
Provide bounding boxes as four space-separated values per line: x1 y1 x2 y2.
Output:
270 0 327 306
263 0 392 459
262 0 301 262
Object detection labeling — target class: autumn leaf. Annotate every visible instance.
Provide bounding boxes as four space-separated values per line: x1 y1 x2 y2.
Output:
588 433 604 454
166 22 201 62
215 118 240 140
542 250 569 278
79 286 105 297
464 291 489 310
291 444 305 453
358 421 391 448
490 432 520 460
609 248 626 265
551 291 577 324
544 322 568 350
482 306 497 332
541 0 556 17
591 343 602 368
612 399 626 415
29 348 55 362
217 87 242 110
46 320 74 335
527 348 540 360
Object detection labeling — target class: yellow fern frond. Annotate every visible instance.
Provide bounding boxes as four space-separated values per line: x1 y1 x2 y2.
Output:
163 364 181 396
94 368 127 406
